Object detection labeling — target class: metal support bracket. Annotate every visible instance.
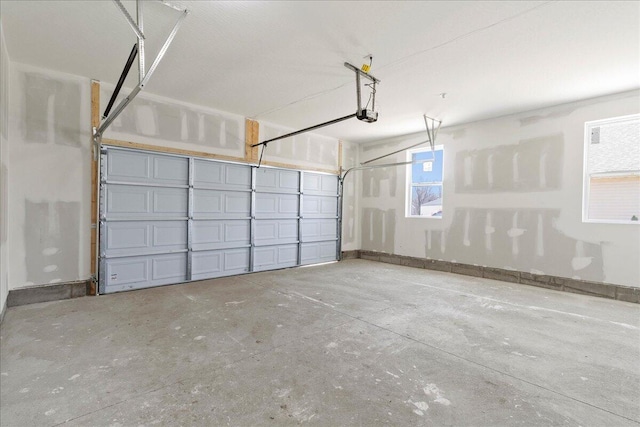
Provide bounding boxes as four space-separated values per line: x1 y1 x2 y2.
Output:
423 115 442 152
112 0 146 40
251 61 381 148
344 62 380 123
361 115 442 165
92 127 101 161
97 1 189 138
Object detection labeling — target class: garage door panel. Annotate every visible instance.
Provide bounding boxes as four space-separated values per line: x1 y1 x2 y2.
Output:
226 192 252 215
225 164 252 188
253 244 298 271
107 150 188 186
301 241 337 265
106 186 149 215
255 168 299 193
255 193 299 218
108 150 149 181
152 223 188 248
255 220 298 246
191 248 249 280
106 186 187 218
193 160 223 186
301 219 337 242
194 160 251 190
193 189 250 218
303 195 337 218
225 249 250 271
192 220 250 250
103 253 188 293
304 173 338 196
107 222 149 252
152 254 188 280
153 189 189 215
105 257 148 288
105 221 186 257
153 156 189 184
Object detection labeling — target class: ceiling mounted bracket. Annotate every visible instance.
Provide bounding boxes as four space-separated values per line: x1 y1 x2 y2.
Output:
423 115 442 152
95 0 189 139
251 61 381 149
344 62 380 123
113 0 145 40
361 115 442 165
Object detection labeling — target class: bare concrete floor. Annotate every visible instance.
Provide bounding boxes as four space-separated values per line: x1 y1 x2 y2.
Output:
1 259 639 426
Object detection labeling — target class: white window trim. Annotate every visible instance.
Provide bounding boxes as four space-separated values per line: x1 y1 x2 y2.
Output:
406 144 444 218
582 113 640 225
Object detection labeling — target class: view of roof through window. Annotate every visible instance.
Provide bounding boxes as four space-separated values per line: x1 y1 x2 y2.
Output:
585 114 640 223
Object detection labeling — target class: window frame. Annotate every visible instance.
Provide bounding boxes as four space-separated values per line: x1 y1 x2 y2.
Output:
582 113 640 225
406 144 444 219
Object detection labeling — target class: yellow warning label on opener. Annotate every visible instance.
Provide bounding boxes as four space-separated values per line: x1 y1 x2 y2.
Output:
361 64 370 73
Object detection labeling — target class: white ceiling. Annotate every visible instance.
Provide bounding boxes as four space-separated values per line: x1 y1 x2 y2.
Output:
2 1 639 143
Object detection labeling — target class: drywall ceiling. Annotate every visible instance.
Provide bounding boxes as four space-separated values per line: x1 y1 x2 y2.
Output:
2 1 639 143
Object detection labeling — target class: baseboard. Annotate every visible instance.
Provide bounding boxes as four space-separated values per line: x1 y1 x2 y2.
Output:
340 250 360 260
7 280 92 308
342 250 639 304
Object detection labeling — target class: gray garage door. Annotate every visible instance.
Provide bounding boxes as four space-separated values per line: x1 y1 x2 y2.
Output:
99 146 339 294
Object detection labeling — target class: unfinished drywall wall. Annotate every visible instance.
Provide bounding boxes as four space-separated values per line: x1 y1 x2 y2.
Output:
101 85 246 158
0 20 10 313
24 201 80 285
258 121 340 171
425 208 604 280
340 140 360 251
358 90 640 287
24 73 81 146
7 63 91 290
455 134 564 193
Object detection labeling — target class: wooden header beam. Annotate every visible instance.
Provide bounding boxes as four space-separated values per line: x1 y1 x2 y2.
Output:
89 80 100 296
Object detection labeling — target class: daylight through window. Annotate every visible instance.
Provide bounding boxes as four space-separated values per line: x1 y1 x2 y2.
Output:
407 146 444 218
583 114 640 223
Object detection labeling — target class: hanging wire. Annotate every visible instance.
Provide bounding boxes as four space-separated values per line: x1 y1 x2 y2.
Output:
364 92 373 110
363 55 375 110
364 82 376 110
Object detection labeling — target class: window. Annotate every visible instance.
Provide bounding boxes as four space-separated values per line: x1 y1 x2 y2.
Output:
583 114 640 223
407 146 444 217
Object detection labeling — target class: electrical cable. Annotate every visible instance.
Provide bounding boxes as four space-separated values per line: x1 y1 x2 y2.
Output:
364 82 376 110
364 92 373 110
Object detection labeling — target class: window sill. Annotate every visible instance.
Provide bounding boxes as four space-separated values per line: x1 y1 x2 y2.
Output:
582 219 640 225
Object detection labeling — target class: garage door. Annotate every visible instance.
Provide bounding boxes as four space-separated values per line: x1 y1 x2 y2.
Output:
99 146 339 294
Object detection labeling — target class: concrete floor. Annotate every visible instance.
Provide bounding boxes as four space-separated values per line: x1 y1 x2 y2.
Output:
1 260 639 426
